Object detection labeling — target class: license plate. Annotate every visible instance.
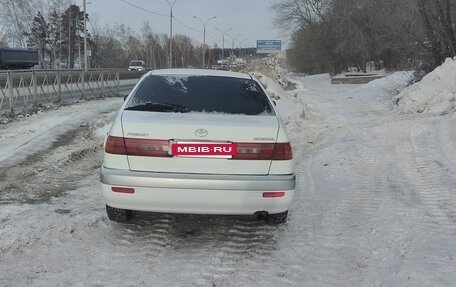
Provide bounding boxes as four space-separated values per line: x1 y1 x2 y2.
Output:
170 142 238 158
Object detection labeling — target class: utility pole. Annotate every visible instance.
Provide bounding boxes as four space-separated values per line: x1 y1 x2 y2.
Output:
165 0 178 68
83 0 88 70
77 17 81 67
215 28 233 67
68 14 71 69
193 16 216 69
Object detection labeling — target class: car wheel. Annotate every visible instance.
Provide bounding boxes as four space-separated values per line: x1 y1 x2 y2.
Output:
267 211 288 224
106 205 132 222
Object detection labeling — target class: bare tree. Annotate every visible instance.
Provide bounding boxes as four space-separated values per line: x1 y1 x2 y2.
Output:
272 0 330 30
0 0 40 47
416 0 456 72
142 22 166 69
272 0 434 74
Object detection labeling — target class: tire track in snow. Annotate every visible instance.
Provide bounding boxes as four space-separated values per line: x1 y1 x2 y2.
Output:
108 213 178 263
324 118 456 286
191 218 282 287
388 120 456 285
291 157 406 285
0 111 116 204
271 114 451 286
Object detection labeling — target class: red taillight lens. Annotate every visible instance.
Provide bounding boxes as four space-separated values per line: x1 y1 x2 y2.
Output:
231 142 292 160
272 143 293 160
232 143 275 160
105 136 170 157
124 138 170 157
105 136 127 155
105 137 292 160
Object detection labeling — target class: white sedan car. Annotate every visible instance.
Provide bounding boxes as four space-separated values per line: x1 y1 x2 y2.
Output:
128 60 146 71
100 69 295 223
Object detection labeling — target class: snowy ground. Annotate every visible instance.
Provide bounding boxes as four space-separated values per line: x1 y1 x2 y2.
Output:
1 69 456 286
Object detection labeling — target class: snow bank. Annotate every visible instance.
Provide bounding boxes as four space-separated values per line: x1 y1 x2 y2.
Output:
351 72 413 106
251 72 302 118
354 71 412 95
394 57 456 115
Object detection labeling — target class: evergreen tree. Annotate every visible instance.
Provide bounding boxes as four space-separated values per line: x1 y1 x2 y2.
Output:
48 10 62 68
61 5 85 68
27 11 48 68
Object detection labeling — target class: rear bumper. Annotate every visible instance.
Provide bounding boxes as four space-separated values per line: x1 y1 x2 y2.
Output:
100 166 295 215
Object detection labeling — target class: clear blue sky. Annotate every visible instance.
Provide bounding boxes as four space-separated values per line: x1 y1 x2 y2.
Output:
86 0 287 49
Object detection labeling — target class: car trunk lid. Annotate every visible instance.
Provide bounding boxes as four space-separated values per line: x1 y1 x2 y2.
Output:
121 111 279 175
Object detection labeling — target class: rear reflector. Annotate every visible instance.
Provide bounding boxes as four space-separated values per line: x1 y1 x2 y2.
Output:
111 187 135 194
263 192 286 198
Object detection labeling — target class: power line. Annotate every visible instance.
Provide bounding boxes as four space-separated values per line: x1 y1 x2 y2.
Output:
118 0 222 44
119 0 168 17
205 32 221 43
173 16 222 43
173 16 202 33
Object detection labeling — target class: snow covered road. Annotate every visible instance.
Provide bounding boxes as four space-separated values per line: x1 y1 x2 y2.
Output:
1 72 455 286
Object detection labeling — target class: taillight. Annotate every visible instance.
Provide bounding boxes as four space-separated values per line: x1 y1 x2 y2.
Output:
105 136 170 157
124 138 170 157
105 136 127 154
105 136 293 160
232 143 275 160
231 142 292 160
272 143 293 160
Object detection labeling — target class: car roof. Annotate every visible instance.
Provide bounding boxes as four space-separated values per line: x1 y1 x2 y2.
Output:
148 68 252 79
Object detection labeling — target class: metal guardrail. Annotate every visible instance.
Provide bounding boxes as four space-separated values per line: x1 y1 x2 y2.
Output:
0 69 121 114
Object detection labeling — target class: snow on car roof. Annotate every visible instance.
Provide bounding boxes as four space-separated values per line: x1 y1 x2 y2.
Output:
149 68 252 79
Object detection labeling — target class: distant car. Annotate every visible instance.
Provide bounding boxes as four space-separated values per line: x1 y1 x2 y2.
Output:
128 60 146 71
100 69 295 224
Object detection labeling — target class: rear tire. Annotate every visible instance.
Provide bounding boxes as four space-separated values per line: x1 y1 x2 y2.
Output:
267 211 288 224
106 205 132 222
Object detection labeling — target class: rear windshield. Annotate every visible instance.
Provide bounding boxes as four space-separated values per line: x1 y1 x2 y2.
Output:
126 75 274 115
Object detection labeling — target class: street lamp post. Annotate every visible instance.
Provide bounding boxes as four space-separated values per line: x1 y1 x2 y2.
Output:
193 16 216 69
243 39 249 58
165 0 178 68
227 33 241 61
215 27 233 67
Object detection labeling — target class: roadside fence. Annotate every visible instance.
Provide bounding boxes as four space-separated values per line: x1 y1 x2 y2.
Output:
0 68 120 114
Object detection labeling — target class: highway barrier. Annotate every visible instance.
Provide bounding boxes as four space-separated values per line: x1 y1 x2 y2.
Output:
0 69 143 114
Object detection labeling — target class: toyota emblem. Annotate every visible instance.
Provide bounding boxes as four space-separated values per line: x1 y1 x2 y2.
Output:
195 128 208 137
